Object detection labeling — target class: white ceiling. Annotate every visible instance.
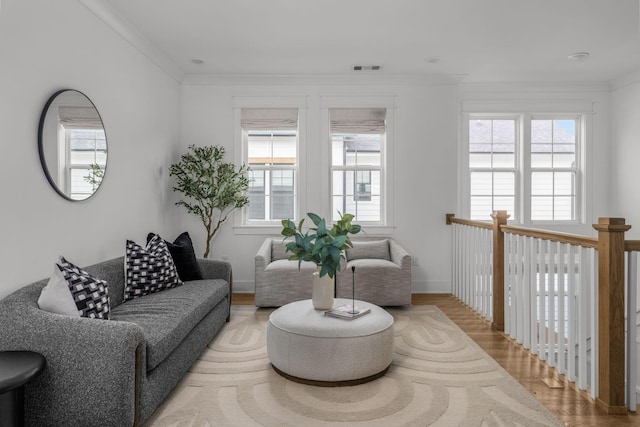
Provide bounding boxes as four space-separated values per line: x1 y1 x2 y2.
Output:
94 0 640 83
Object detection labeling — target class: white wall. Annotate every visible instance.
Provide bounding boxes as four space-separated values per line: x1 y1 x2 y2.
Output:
176 76 459 294
0 0 181 299
611 74 640 238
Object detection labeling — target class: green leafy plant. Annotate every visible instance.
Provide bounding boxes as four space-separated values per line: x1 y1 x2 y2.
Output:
281 212 361 278
83 163 104 191
170 145 249 258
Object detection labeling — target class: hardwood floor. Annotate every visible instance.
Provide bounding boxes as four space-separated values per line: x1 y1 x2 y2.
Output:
232 292 640 426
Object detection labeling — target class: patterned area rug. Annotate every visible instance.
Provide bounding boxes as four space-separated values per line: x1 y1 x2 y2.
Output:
145 305 563 426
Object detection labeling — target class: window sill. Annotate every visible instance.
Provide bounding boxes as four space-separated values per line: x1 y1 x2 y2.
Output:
233 225 284 235
233 224 397 236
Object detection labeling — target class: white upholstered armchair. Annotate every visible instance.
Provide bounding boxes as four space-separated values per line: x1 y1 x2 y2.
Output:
255 237 412 308
335 238 412 306
254 238 317 307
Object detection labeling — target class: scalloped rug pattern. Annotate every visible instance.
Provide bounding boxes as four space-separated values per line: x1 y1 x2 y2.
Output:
145 305 563 427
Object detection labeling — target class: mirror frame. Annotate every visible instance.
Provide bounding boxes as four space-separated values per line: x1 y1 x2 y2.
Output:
38 89 107 201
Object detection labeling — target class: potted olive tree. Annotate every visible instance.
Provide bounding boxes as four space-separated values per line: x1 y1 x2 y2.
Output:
281 212 361 309
170 145 249 258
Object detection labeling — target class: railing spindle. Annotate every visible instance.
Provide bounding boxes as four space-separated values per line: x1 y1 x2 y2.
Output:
626 251 638 411
558 242 567 376
539 239 548 361
567 244 577 382
590 247 599 400
528 238 538 353
548 241 557 368
578 246 588 390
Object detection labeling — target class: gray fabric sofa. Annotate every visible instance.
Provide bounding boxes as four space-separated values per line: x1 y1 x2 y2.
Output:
0 256 232 427
336 238 412 306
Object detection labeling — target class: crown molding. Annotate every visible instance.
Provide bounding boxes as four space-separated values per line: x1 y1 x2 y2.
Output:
79 0 184 83
610 69 640 91
459 81 610 94
181 73 466 87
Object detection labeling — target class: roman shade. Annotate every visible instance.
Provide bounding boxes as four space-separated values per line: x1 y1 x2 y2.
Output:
241 108 298 131
58 106 103 129
330 108 386 134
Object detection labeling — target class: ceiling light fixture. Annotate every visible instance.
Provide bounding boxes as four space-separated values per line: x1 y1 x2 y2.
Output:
568 52 590 61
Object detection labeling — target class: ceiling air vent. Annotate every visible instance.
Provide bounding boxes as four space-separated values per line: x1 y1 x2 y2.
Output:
352 65 383 71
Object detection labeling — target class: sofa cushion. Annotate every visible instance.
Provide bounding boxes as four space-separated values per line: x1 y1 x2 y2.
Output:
271 238 292 261
265 259 318 272
124 235 183 301
146 232 203 282
346 240 390 261
110 279 228 370
347 258 399 269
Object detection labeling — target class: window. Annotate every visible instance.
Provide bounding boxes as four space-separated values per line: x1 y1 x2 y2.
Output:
65 128 106 200
330 108 386 223
467 114 582 223
58 106 106 200
530 118 578 221
469 118 517 220
242 108 298 222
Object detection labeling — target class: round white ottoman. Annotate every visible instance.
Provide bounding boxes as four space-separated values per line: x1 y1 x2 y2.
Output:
266 298 394 385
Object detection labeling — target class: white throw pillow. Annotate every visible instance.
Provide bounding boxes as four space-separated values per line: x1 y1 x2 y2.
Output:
37 263 80 317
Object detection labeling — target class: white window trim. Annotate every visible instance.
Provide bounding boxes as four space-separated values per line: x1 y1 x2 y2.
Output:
320 95 396 233
233 96 308 235
461 100 593 226
245 134 298 222
528 114 583 225
64 127 106 199
464 113 521 223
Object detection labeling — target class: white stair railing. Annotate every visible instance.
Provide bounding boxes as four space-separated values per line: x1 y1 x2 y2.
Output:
504 235 598 396
626 249 640 411
451 221 493 321
448 213 633 412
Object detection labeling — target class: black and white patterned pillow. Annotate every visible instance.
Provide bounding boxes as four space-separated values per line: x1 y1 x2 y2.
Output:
124 234 183 301
58 257 110 320
146 232 203 281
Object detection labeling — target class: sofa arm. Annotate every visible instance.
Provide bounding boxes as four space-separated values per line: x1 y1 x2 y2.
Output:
389 239 412 270
198 258 232 282
0 295 145 426
197 258 232 321
255 238 273 273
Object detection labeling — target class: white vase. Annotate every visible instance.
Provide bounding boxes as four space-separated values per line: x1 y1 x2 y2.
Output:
312 268 334 310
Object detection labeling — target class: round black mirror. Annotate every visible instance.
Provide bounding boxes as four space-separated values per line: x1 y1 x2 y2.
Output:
38 89 107 201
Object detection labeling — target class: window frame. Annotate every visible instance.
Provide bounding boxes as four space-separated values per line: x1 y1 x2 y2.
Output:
233 97 307 234
244 129 298 222
330 130 385 224
463 111 586 225
321 96 395 232
528 115 582 224
63 126 107 200
467 114 521 222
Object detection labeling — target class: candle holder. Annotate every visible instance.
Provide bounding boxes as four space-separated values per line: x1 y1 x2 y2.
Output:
348 266 360 315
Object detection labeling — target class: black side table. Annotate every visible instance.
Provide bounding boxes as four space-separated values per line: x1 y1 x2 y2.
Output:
0 351 46 427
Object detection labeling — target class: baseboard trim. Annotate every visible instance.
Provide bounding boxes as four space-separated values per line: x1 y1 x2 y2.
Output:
232 292 452 306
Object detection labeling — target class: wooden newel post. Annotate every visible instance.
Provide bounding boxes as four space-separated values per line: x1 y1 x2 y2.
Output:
491 210 509 332
593 217 631 414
